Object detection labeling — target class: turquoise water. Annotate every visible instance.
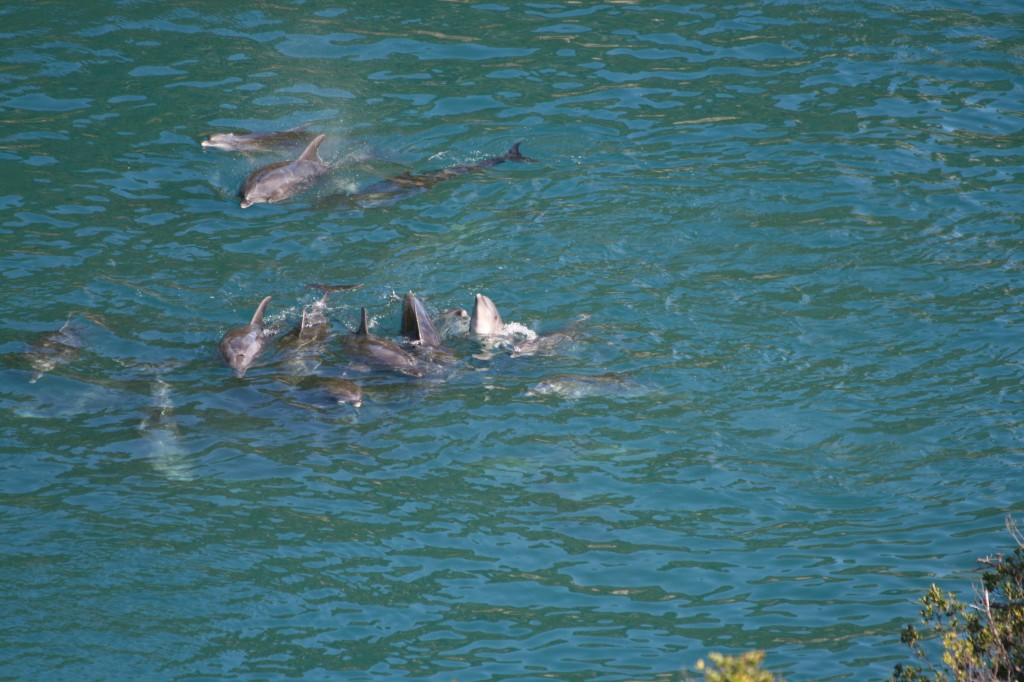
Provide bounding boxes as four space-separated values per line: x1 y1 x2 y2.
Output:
2 1 1023 679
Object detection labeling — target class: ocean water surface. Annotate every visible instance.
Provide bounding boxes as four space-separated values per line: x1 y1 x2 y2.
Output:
1 1 1023 680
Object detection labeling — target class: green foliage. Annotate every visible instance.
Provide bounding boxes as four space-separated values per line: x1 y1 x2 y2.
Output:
691 651 782 682
889 517 1024 682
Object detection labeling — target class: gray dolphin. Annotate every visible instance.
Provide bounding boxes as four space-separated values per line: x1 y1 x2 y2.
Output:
400 293 459 373
319 142 532 208
240 134 329 208
274 283 362 382
340 307 422 377
202 123 317 152
219 296 274 378
528 373 641 400
469 293 505 336
280 283 364 349
400 293 445 348
25 313 82 383
511 317 587 357
280 374 363 409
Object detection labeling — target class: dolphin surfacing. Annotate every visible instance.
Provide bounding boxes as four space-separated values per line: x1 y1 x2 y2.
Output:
240 134 329 208
319 142 532 208
340 307 422 377
202 123 317 153
400 293 445 348
469 293 505 336
219 296 274 378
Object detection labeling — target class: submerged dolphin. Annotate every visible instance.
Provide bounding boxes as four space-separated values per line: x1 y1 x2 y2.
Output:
529 373 641 400
284 283 364 347
219 296 274 378
320 142 532 208
469 293 505 336
275 283 362 380
140 378 194 481
202 123 317 152
25 313 82 383
240 134 329 208
340 307 422 377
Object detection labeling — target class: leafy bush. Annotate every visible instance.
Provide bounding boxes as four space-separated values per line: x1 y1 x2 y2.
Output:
890 517 1024 682
690 650 782 682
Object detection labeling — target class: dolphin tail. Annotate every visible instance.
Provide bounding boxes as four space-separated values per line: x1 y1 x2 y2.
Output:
307 282 364 303
307 283 364 294
299 134 327 162
250 296 273 326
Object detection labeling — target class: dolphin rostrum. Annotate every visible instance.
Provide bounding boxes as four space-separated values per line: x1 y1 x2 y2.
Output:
239 134 329 208
320 142 532 208
202 123 317 153
219 296 274 378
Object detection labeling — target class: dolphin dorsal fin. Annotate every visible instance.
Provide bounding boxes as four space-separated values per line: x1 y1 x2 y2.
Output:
299 134 327 162
250 296 272 326
357 307 370 336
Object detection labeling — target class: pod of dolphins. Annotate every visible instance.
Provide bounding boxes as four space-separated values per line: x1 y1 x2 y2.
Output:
215 287 558 406
201 124 566 402
16 124 615 410
200 122 532 209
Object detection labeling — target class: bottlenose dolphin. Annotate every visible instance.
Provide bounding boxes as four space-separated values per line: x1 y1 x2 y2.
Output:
340 307 422 377
280 374 363 409
510 317 587 357
25 313 82 383
275 283 362 380
202 123 317 152
281 283 363 348
469 293 505 336
400 293 460 374
139 378 194 481
528 373 641 400
240 134 329 208
468 294 585 356
400 293 445 348
319 142 532 208
316 376 363 408
219 296 274 378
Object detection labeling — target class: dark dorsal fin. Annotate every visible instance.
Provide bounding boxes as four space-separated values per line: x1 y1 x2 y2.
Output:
356 307 370 336
299 134 327 162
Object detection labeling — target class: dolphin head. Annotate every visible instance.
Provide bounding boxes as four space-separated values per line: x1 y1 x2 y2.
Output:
401 293 444 347
202 133 246 151
469 294 504 336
